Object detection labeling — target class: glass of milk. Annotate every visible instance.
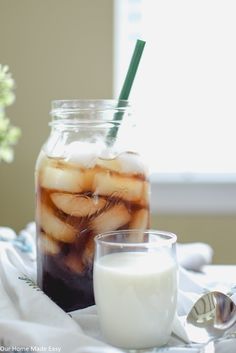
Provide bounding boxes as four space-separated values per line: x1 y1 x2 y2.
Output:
93 229 178 350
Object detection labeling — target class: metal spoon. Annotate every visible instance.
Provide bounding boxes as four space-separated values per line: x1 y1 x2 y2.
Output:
185 291 236 344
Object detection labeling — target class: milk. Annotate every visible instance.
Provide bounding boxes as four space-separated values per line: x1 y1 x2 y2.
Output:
94 251 177 349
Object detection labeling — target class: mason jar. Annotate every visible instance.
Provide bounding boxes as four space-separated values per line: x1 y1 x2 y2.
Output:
35 99 150 312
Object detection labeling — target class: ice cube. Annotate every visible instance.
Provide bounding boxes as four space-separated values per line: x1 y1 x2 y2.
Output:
66 141 102 168
81 168 97 191
129 208 149 229
97 151 148 175
93 172 144 202
40 162 84 193
96 156 121 173
40 204 77 243
140 181 150 207
39 232 61 255
117 151 148 175
90 203 131 233
51 193 106 217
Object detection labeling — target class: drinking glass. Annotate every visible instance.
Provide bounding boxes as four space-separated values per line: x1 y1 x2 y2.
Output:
93 229 178 350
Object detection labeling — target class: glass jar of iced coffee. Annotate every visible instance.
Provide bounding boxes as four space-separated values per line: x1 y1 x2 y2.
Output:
35 100 150 312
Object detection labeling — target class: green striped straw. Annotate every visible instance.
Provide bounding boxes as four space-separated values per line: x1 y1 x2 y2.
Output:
107 39 146 143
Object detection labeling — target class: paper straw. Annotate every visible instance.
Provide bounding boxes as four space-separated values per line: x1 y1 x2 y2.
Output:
107 39 146 142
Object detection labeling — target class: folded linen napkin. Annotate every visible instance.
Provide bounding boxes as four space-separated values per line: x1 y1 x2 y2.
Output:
176 242 213 271
0 241 122 353
0 224 235 353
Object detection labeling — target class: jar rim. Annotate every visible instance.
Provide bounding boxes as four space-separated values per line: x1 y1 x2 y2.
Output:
51 99 130 116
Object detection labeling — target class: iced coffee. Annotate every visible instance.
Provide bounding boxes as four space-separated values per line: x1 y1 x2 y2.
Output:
35 100 150 311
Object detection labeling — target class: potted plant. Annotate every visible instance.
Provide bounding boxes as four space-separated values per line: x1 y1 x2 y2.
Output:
0 64 20 163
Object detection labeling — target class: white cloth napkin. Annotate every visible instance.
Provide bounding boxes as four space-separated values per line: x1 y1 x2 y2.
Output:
0 224 235 353
176 242 213 271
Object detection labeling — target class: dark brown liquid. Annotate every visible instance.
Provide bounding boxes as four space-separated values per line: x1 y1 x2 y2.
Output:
36 154 149 311
37 247 94 311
